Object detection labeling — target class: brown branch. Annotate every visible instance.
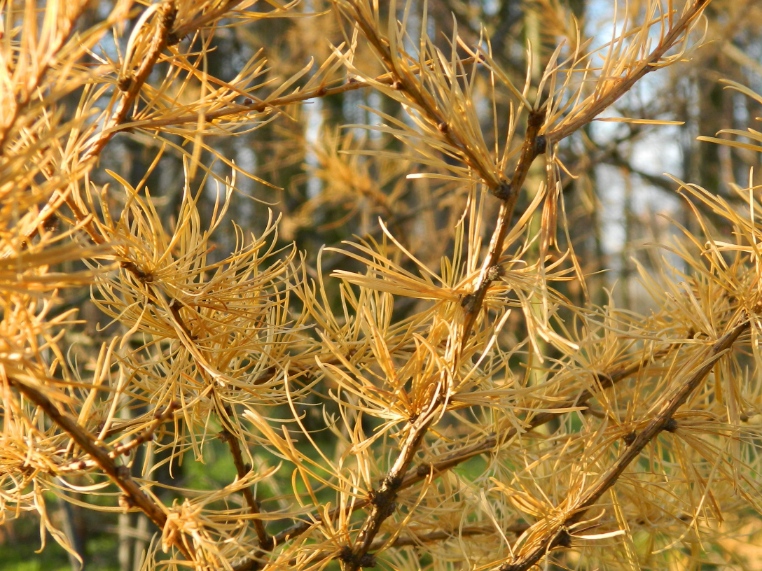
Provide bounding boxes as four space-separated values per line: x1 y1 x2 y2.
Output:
546 0 710 143
496 317 749 571
338 1 505 193
29 1 178 247
6 377 194 562
58 402 179 473
118 77 373 132
0 2 90 153
459 106 545 350
245 525 529 571
114 54 479 133
219 427 273 552
402 342 676 488
270 340 675 547
109 402 179 460
81 2 177 165
337 397 444 570
370 524 528 551
462 0 711 354
326 3 513 567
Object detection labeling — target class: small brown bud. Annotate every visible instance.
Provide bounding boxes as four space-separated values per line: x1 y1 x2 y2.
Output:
664 418 678 433
118 494 135 509
460 293 477 312
117 75 133 92
493 181 514 200
534 134 547 155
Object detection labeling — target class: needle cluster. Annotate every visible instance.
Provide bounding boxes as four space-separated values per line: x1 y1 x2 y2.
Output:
1 1 761 570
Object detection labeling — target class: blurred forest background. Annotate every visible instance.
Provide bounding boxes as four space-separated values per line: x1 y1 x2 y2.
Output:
3 0 762 570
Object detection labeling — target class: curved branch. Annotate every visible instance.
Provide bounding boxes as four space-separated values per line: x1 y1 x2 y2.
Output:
7 377 194 562
495 317 749 571
30 1 178 246
269 340 676 547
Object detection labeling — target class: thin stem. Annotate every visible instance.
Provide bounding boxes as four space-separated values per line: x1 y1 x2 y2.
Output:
270 339 675 546
496 317 749 571
546 0 710 143
220 427 273 551
29 0 179 246
7 377 195 563
0 2 90 152
339 1 506 192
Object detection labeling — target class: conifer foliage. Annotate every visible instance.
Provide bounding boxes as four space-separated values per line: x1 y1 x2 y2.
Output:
2 0 762 569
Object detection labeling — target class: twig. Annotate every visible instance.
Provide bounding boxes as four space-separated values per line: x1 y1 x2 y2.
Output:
459 106 545 350
370 524 528 551
29 1 179 246
495 317 749 571
60 401 179 472
338 1 506 193
463 0 712 352
109 402 179 460
113 55 479 133
546 0 710 143
338 396 445 569
6 377 194 562
326 3 510 567
219 426 274 551
0 2 90 153
270 340 676 546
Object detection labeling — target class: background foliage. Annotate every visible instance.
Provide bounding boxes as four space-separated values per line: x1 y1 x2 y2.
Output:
2 0 762 570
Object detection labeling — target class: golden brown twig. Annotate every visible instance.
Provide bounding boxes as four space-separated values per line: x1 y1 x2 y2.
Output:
269 338 676 547
496 316 749 571
30 1 179 247
219 426 274 552
7 377 194 562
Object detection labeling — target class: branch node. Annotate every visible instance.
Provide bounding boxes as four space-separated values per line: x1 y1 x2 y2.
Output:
119 493 136 510
416 463 432 477
117 74 133 92
486 265 503 282
534 134 547 155
338 547 377 568
460 293 477 312
664 418 679 432
493 181 514 201
555 529 572 548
